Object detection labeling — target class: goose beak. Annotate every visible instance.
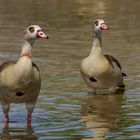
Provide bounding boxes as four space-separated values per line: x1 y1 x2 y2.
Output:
36 30 49 39
100 23 109 30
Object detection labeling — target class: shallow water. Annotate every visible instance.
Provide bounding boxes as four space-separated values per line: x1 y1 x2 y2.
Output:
0 0 140 139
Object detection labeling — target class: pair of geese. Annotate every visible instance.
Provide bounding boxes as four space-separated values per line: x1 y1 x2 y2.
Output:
0 19 126 124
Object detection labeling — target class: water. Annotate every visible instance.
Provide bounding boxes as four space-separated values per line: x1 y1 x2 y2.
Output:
0 0 140 139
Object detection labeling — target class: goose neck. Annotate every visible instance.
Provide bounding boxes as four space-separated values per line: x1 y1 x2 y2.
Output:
89 29 102 56
93 29 102 46
20 40 33 58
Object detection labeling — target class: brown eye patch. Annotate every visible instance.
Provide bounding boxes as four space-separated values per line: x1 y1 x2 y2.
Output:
29 27 34 33
95 20 99 26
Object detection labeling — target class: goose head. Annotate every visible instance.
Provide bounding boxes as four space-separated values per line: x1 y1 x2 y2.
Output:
23 25 49 44
94 19 109 32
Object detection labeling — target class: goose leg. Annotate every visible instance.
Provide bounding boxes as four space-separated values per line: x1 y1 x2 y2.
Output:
1 103 10 123
88 88 96 95
26 103 35 124
4 113 9 122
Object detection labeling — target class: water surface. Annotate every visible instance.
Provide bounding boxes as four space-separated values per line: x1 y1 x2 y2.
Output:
0 0 140 139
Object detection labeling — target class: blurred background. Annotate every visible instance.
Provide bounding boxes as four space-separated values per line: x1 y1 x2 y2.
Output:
0 0 140 139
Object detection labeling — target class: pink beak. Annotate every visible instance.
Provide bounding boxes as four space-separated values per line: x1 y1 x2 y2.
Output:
100 23 109 30
37 30 49 39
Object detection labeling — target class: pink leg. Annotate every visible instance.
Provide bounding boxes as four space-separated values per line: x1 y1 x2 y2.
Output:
27 113 32 124
4 113 9 123
4 113 9 127
26 103 35 125
1 103 10 123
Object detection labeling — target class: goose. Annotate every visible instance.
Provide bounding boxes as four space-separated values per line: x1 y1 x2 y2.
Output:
0 25 49 124
80 19 126 94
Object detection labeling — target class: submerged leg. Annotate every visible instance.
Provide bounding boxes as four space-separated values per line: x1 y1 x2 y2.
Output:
88 88 96 95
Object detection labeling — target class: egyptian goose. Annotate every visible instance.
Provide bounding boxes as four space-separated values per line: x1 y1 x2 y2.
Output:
0 25 49 124
80 19 126 94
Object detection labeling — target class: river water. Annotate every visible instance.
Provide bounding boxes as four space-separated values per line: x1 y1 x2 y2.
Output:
0 0 140 139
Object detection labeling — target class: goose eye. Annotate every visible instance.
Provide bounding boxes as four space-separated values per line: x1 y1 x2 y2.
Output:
95 20 99 26
29 27 34 33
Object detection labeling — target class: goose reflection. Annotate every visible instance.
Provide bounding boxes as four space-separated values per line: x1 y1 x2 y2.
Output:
1 123 37 140
81 89 125 140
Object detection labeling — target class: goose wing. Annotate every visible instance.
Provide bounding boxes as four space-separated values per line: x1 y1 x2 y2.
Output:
104 54 127 76
0 61 15 72
104 55 122 70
